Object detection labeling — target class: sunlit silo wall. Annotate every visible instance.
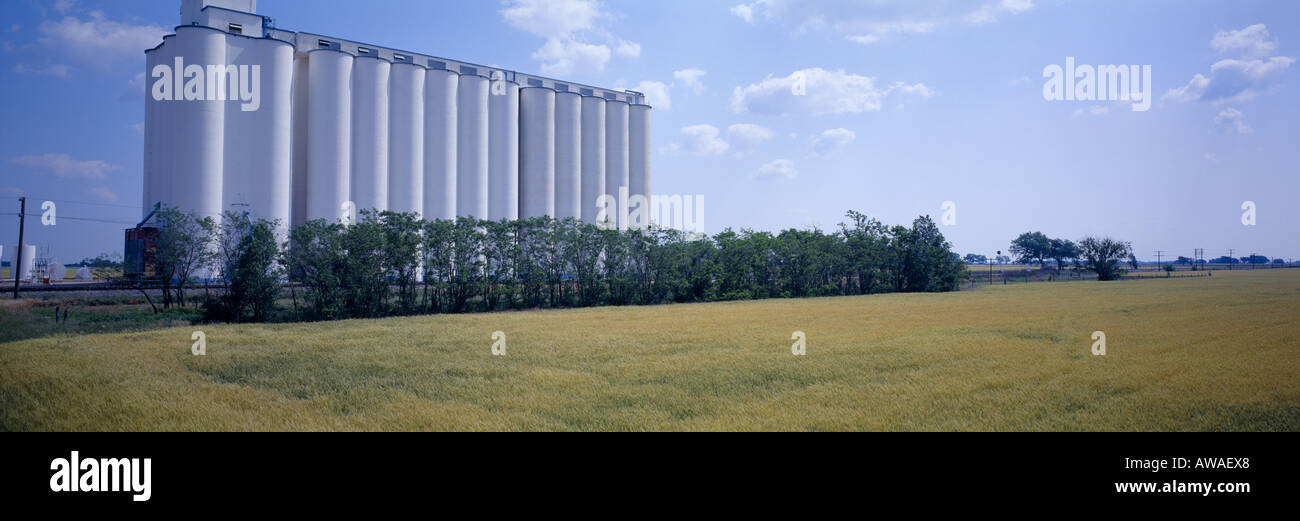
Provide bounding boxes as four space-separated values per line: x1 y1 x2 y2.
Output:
554 90 582 220
145 1 649 238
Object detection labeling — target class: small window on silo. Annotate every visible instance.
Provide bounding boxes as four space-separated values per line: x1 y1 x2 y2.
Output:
228 23 242 34
358 47 371 55
318 39 334 48
394 53 408 62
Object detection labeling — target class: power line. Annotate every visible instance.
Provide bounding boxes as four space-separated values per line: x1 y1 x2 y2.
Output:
7 195 142 210
0 212 136 226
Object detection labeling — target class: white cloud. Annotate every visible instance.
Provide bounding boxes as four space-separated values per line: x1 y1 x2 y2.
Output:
615 39 641 58
965 0 1035 26
12 63 70 77
36 11 167 73
679 124 730 156
1214 107 1253 134
130 122 143 134
1211 24 1278 58
1164 24 1295 105
738 1 1034 44
756 158 798 180
731 4 756 24
54 0 79 14
88 187 119 202
631 80 671 110
9 153 119 179
809 128 856 157
532 37 611 75
500 0 638 76
726 123 774 152
673 68 707 94
730 67 934 115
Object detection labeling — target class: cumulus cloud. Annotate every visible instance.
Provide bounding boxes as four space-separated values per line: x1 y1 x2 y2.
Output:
630 80 671 110
88 187 119 202
9 153 120 179
12 63 70 77
35 11 167 73
1214 107 1253 134
500 0 638 76
726 123 774 152
1164 24 1294 105
809 128 856 157
756 158 798 180
733 0 1035 44
679 125 730 156
730 67 934 115
673 68 707 94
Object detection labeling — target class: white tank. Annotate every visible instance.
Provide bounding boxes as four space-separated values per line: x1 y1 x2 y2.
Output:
143 46 158 220
579 95 605 225
628 103 652 227
424 68 458 221
519 86 556 219
7 245 36 281
388 61 425 216
351 55 390 215
456 73 489 219
150 35 176 218
306 49 353 223
487 77 519 222
290 54 310 228
223 35 293 240
554 91 581 220
604 99 630 228
170 26 226 222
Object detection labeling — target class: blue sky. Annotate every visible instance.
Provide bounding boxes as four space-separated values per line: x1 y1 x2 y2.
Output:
1 0 1297 263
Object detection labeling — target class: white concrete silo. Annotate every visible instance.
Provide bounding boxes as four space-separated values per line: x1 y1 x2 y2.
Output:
351 55 390 216
148 35 176 218
389 60 425 217
604 99 630 229
6 245 36 281
487 74 519 222
305 49 353 223
423 66 458 221
223 34 293 239
290 53 309 228
579 95 605 225
519 86 556 219
554 90 581 220
456 72 489 219
142 46 158 220
170 26 226 222
628 103 651 228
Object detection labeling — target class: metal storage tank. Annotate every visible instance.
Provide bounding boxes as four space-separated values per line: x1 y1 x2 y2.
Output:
423 66 458 221
170 26 226 223
6 245 36 281
579 95 605 225
305 49 353 222
223 34 293 239
351 55 390 215
456 72 489 219
487 74 519 222
519 86 556 219
389 60 425 216
628 103 652 228
291 53 310 228
604 98 630 228
554 90 581 220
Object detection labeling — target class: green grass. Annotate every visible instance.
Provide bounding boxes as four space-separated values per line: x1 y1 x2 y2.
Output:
1 270 1298 431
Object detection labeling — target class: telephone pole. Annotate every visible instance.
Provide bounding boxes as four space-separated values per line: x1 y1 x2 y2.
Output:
12 196 25 298
1154 250 1164 271
1227 249 1234 271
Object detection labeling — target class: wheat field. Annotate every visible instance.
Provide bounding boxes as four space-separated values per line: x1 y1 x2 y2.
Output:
2 269 1297 431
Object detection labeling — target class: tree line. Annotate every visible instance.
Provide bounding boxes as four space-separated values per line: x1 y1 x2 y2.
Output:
140 208 967 323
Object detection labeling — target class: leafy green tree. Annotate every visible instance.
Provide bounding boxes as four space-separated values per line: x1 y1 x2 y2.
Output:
1009 231 1052 267
207 211 282 322
1078 236 1133 281
1048 238 1080 271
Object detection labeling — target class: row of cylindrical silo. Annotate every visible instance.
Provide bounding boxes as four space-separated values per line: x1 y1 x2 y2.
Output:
147 28 650 234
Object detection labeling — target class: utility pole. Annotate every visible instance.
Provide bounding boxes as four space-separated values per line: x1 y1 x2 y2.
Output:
13 196 25 298
1154 250 1164 271
1227 249 1234 271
